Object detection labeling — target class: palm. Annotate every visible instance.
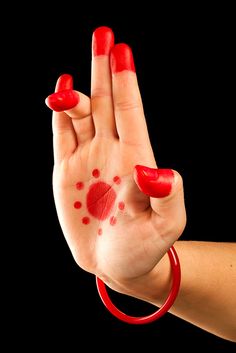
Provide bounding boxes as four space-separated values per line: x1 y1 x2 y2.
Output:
53 134 160 280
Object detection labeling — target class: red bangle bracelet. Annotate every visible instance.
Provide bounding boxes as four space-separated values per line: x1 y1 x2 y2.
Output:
96 246 180 324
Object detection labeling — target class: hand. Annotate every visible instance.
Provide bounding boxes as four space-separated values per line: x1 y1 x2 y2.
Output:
46 27 186 288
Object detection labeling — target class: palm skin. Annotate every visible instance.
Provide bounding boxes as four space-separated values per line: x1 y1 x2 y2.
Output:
53 124 165 277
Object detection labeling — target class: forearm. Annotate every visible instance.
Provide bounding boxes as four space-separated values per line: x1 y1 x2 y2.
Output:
121 241 236 342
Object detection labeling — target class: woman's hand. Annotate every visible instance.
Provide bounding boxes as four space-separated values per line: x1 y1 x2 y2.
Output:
46 27 186 288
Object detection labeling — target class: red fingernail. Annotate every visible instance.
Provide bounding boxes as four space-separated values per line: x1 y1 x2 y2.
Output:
55 74 73 92
110 43 136 73
45 90 79 112
93 26 114 56
134 165 174 198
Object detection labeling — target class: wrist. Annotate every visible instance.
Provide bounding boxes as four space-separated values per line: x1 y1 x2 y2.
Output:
114 252 172 306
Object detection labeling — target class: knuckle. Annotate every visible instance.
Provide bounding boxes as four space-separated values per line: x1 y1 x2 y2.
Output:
115 99 141 112
92 88 112 98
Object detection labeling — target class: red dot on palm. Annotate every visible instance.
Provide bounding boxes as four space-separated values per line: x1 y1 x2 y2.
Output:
74 169 125 235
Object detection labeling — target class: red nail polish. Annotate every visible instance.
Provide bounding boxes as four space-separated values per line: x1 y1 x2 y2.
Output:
134 165 174 198
55 74 73 92
46 90 79 112
93 26 114 56
110 43 136 73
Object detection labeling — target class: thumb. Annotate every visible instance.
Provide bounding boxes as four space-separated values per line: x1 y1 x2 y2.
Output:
134 165 186 235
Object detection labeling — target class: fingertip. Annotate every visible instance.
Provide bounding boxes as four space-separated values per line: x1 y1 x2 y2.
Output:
92 26 114 56
55 74 73 92
45 73 76 111
110 43 136 73
45 90 80 112
134 165 174 198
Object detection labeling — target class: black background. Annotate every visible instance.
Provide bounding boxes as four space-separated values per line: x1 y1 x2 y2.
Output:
8 6 235 352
